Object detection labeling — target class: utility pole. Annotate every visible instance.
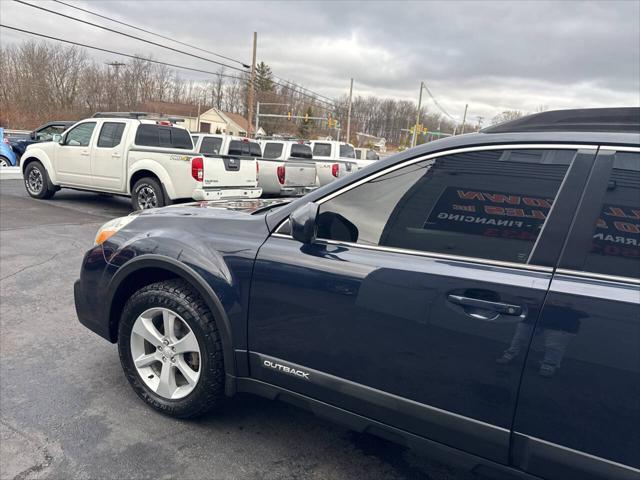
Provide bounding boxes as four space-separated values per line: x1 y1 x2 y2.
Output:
106 61 125 111
411 81 424 148
460 103 469 134
346 78 354 144
255 102 260 137
476 115 484 131
247 32 257 137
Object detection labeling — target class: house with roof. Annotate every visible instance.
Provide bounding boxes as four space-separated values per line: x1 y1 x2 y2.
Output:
138 101 227 134
138 101 266 137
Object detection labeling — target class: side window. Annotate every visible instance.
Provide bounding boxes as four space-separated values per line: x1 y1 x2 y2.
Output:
200 137 222 155
580 152 639 278
263 143 283 159
64 122 96 147
366 150 380 160
97 122 126 148
316 149 575 264
135 125 193 150
313 143 332 157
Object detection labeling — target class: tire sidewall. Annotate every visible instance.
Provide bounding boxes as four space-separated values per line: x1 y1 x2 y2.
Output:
118 286 215 415
132 178 165 210
0 156 10 167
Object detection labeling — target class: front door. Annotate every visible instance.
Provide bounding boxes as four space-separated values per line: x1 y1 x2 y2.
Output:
249 146 596 463
55 121 97 186
91 121 128 190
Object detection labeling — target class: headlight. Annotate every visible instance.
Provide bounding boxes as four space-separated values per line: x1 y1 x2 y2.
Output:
94 216 137 246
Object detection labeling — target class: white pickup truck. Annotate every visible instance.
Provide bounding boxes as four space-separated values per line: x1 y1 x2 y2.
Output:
21 116 261 210
257 140 318 196
309 140 358 186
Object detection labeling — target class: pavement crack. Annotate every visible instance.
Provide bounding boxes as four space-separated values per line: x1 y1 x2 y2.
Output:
0 420 54 480
0 246 80 281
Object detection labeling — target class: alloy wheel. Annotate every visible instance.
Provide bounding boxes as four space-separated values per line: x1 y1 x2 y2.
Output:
130 307 201 400
137 186 158 209
26 168 44 194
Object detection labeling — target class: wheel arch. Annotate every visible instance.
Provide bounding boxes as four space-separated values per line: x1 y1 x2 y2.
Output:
128 161 176 199
21 154 58 190
107 255 237 394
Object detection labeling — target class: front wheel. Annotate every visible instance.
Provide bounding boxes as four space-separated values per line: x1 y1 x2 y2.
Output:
24 161 56 199
0 156 11 167
131 177 166 210
118 279 225 418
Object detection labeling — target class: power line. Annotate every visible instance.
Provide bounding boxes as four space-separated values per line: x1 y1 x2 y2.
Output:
422 82 457 122
13 0 338 109
0 24 248 81
13 0 247 73
0 24 337 111
51 0 251 69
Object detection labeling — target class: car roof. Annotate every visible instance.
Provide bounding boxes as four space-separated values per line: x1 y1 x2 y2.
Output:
481 107 640 134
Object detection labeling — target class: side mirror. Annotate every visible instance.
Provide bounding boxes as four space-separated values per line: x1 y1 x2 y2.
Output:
290 202 319 244
30 131 36 140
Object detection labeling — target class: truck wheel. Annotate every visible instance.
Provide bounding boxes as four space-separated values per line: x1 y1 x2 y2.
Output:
118 279 225 418
24 161 56 199
132 177 165 210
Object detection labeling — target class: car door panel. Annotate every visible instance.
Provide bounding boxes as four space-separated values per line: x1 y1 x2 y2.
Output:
55 121 97 186
249 146 594 465
91 121 128 190
249 236 554 463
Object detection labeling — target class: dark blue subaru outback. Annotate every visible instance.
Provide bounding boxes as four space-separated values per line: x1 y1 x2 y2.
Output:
75 108 639 480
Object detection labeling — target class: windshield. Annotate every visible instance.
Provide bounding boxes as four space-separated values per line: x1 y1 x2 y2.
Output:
339 144 355 158
263 142 284 159
290 144 312 159
313 143 332 157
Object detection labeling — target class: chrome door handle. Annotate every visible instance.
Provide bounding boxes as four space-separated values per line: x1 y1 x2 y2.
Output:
447 294 523 316
81 150 90 156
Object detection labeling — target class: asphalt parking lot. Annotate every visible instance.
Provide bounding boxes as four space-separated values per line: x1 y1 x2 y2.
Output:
0 179 469 480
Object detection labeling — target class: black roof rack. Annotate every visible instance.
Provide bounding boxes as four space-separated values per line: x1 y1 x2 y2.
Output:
481 107 640 134
92 112 149 119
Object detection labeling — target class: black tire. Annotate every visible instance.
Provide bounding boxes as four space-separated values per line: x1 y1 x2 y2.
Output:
24 161 56 199
0 155 11 167
131 177 165 210
118 279 225 418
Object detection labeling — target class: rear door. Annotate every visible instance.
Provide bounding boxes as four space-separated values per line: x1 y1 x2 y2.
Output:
91 121 128 190
55 121 97 186
249 145 597 464
512 148 640 480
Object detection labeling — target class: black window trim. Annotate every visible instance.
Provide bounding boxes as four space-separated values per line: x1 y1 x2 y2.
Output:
556 145 640 285
96 121 126 149
272 143 603 273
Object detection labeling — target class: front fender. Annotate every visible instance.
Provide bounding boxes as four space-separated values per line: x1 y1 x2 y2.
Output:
107 254 238 392
21 147 57 184
128 160 177 199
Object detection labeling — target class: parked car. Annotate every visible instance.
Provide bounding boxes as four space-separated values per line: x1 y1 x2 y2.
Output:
0 128 19 167
309 140 358 185
21 115 261 210
257 139 318 196
75 108 639 480
10 121 75 159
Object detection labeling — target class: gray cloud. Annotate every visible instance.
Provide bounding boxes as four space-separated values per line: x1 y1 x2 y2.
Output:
1 0 638 122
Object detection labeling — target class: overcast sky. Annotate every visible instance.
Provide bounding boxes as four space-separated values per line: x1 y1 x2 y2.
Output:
1 0 639 123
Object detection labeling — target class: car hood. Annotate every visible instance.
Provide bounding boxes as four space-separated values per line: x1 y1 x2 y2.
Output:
135 198 293 218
